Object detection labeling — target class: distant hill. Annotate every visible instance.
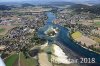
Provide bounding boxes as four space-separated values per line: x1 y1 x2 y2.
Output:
0 5 11 10
93 4 100 8
48 2 75 6
0 3 35 10
70 4 100 15
21 3 35 7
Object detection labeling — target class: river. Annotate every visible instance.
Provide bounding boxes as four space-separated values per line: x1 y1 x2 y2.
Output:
38 12 100 65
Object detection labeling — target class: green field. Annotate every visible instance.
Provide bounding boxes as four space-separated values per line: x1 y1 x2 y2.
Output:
20 53 38 66
5 54 18 66
0 28 5 33
72 31 82 39
94 22 100 27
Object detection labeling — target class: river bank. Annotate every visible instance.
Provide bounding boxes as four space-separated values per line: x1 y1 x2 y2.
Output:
55 41 87 66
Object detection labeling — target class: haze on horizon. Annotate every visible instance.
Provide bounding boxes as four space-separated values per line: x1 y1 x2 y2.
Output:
0 0 100 3
0 0 100 5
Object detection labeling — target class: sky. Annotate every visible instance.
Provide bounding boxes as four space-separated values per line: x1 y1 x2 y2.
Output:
0 0 98 2
0 0 100 3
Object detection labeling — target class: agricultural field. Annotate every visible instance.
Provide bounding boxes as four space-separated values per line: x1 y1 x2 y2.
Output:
5 53 38 66
0 28 5 33
90 36 100 43
71 31 82 39
94 22 100 27
71 31 97 47
5 54 18 66
0 25 16 35
20 53 38 66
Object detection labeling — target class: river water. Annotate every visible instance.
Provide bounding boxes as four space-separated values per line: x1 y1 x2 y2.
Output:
38 12 100 65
